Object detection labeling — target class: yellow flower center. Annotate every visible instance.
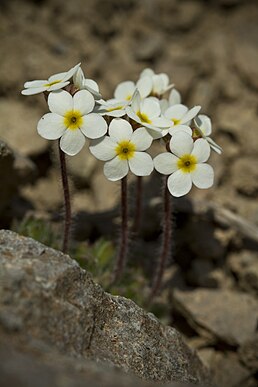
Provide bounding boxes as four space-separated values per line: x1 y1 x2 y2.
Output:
45 80 61 87
177 154 197 173
136 111 152 124
172 118 181 126
107 106 123 112
115 140 136 160
63 110 83 130
125 95 132 101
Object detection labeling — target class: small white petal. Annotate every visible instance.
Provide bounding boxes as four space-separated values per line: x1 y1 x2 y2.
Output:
192 138 211 163
181 105 201 124
48 90 73 116
169 125 192 136
61 63 81 82
154 153 179 175
24 80 47 88
195 114 212 136
131 90 141 112
136 76 152 98
84 78 99 92
104 157 129 181
140 98 160 118
159 99 169 114
89 136 116 161
80 113 107 139
114 81 135 101
48 72 67 82
140 68 154 78
109 118 133 142
169 88 181 105
105 109 126 118
60 129 85 156
207 137 222 154
73 90 95 115
21 87 47 95
151 116 171 128
191 164 214 189
37 113 66 140
129 152 153 176
167 170 192 197
165 104 188 120
47 81 70 91
169 132 194 157
131 127 153 151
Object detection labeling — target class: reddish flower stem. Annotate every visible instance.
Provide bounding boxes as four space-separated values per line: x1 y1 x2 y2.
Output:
113 176 129 283
58 142 71 254
149 176 172 300
132 176 143 234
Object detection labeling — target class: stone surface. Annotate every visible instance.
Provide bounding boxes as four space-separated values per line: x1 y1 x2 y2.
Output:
0 230 212 386
172 289 258 346
227 251 258 295
238 334 258 373
0 100 47 157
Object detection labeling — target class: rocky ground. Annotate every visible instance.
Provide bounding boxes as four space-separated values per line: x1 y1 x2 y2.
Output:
0 0 258 386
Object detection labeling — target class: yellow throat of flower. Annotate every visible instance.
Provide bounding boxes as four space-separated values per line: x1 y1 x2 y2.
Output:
115 140 136 160
45 80 61 87
172 118 181 126
136 111 151 124
63 110 83 130
177 154 197 173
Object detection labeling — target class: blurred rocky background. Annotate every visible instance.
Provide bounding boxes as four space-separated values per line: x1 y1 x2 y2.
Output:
0 0 258 386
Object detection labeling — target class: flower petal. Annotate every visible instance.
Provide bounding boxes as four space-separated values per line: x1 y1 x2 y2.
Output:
24 80 47 88
108 118 133 142
21 87 47 95
167 170 192 197
60 129 85 156
207 137 222 154
136 76 152 98
47 81 70 91
194 114 212 136
154 152 179 175
48 90 73 116
169 88 181 105
192 138 210 163
73 90 95 115
80 113 107 139
61 63 81 82
131 90 141 112
130 127 153 151
169 125 192 136
169 132 194 157
89 136 116 161
181 105 201 124
165 104 188 120
191 164 214 189
104 156 129 181
128 152 153 176
37 113 66 140
114 81 135 101
140 98 160 118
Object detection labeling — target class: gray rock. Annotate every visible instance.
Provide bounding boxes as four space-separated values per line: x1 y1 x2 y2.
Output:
173 289 258 346
238 334 258 373
227 251 258 295
0 230 212 386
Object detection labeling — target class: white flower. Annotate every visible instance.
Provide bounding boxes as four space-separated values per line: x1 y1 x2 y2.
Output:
169 88 181 105
21 63 81 96
95 98 128 118
139 68 173 97
154 132 214 197
164 104 201 136
73 67 102 100
126 91 170 134
89 118 153 181
194 115 222 154
37 90 107 156
114 79 152 101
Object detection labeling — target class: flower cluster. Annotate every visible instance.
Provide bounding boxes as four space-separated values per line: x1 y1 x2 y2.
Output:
22 63 221 197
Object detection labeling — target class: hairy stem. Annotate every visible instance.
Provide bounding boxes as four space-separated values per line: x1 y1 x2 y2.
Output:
58 142 71 254
132 176 143 233
113 176 129 283
150 176 172 300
